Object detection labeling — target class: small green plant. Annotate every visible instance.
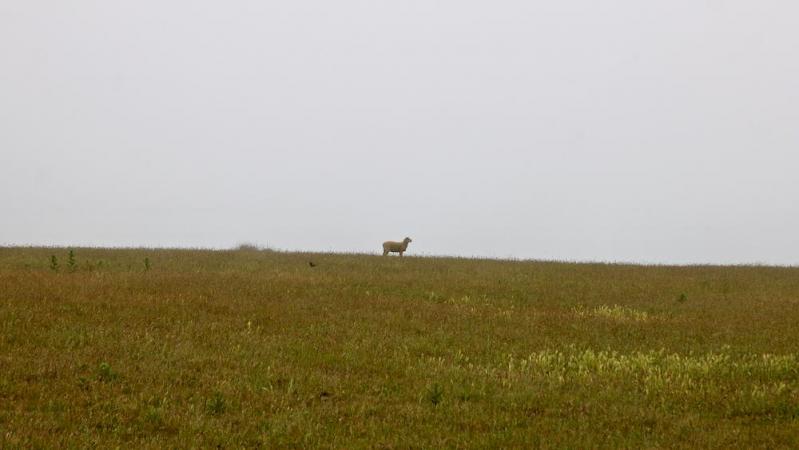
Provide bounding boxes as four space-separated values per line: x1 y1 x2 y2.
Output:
67 250 77 272
97 362 117 382
144 257 151 272
456 389 475 402
49 255 59 272
206 392 226 416
678 293 688 303
144 406 164 427
426 383 444 406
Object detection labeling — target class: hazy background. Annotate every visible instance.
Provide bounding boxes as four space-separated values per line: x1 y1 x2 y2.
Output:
2 1 798 264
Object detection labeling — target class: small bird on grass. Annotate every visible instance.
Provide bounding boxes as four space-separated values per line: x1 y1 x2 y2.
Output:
308 261 317 267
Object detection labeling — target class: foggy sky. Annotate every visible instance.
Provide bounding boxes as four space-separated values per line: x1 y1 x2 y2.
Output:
2 1 798 264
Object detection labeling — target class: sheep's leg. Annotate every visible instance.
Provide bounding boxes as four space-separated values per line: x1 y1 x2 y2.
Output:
399 251 403 257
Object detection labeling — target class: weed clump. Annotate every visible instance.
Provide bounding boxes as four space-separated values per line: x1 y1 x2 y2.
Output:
426 383 444 406
142 405 166 428
97 362 117 382
67 250 77 272
206 392 226 416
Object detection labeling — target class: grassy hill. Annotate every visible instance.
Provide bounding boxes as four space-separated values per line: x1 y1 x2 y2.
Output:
2 247 799 448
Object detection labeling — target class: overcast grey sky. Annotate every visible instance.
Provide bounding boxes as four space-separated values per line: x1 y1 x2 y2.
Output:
2 1 798 264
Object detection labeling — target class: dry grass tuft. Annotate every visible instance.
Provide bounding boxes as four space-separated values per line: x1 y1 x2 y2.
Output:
572 304 652 322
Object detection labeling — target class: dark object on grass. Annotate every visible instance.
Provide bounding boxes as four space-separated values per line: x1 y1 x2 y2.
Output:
67 250 77 272
309 261 317 267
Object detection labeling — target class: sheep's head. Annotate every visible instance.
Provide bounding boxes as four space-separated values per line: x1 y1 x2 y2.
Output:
404 237 412 243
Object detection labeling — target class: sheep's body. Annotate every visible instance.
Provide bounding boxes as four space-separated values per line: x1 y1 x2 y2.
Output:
382 237 412 256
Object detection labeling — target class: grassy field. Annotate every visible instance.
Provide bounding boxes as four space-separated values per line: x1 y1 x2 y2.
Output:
2 247 799 448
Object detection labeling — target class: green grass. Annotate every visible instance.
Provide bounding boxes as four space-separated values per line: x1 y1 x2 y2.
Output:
2 247 799 448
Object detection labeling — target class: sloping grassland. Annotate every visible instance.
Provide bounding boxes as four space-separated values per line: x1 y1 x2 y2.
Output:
2 247 799 448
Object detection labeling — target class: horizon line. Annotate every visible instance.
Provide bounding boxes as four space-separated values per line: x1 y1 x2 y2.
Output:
1 243 796 269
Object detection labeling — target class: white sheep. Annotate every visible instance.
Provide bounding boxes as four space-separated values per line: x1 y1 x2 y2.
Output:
382 237 412 256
